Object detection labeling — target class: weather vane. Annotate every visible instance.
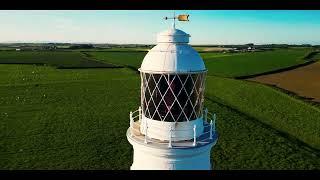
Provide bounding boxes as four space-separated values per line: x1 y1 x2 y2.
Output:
164 12 189 28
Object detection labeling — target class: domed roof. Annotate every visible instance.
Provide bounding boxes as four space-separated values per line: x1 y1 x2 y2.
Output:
157 28 190 43
140 28 206 73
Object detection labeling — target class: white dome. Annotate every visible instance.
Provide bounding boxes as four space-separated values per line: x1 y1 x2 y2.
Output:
140 28 206 73
157 28 190 43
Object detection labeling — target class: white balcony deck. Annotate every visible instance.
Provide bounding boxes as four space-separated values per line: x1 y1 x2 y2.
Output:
127 107 218 149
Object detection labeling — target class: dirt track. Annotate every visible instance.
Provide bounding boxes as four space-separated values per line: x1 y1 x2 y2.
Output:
249 61 320 102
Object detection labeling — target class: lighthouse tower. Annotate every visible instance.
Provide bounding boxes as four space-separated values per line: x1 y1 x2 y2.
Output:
127 15 218 170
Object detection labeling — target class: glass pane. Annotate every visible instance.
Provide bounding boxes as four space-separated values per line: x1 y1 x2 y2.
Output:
158 99 167 120
141 72 206 122
184 100 193 120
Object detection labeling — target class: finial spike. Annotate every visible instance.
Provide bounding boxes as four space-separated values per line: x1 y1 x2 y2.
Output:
173 10 176 29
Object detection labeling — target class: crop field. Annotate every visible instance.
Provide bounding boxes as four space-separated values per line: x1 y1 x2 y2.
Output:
0 48 319 170
249 60 320 103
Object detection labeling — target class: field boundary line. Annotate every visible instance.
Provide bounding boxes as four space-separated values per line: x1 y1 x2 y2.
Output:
235 60 319 79
244 79 320 111
80 51 139 73
234 51 320 79
0 78 139 88
80 51 124 67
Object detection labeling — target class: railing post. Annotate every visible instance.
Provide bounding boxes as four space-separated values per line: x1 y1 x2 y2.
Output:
193 125 197 147
213 113 216 132
168 128 172 148
130 111 133 123
138 106 142 121
205 108 208 123
130 111 134 137
210 120 213 140
144 121 148 144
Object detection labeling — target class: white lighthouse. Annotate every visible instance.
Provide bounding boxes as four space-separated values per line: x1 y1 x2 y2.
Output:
127 15 218 170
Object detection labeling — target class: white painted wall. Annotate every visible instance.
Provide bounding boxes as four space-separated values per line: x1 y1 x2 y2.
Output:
140 115 205 141
127 130 215 170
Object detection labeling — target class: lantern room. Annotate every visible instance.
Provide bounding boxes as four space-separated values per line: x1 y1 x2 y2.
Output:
140 28 206 122
127 15 217 170
136 27 208 141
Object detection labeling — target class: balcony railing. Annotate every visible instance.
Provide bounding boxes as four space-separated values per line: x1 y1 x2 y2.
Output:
129 106 217 148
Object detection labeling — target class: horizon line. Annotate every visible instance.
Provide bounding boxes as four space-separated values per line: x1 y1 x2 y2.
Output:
0 42 318 46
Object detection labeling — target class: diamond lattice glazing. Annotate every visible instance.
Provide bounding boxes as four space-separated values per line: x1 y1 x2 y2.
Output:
141 72 206 122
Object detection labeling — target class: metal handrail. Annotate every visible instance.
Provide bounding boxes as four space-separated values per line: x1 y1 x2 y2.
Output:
131 122 210 139
129 106 217 148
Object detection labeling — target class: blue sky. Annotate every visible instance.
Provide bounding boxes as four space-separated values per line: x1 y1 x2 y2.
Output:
0 10 320 45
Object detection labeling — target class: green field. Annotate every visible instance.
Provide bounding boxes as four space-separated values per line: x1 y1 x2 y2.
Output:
0 48 319 169
206 76 320 150
0 65 138 169
88 48 314 78
87 51 147 69
202 48 314 77
0 51 118 68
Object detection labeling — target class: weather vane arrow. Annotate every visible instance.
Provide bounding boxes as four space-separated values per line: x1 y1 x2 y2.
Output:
164 12 189 28
164 14 189 21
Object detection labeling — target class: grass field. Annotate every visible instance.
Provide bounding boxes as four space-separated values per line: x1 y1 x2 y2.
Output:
206 76 320 150
249 60 320 103
88 48 314 78
0 51 118 68
0 65 138 169
87 51 147 69
1 64 319 169
1 48 319 169
65 47 150 52
208 100 319 170
202 48 313 77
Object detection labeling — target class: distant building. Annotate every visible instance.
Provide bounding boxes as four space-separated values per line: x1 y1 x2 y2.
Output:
247 46 255 51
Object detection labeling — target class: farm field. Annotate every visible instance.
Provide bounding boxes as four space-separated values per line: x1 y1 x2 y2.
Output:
249 61 320 103
206 76 320 150
0 65 139 169
67 48 150 52
0 48 319 169
86 51 147 69
193 46 233 52
202 48 314 77
0 51 118 68
88 48 314 78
